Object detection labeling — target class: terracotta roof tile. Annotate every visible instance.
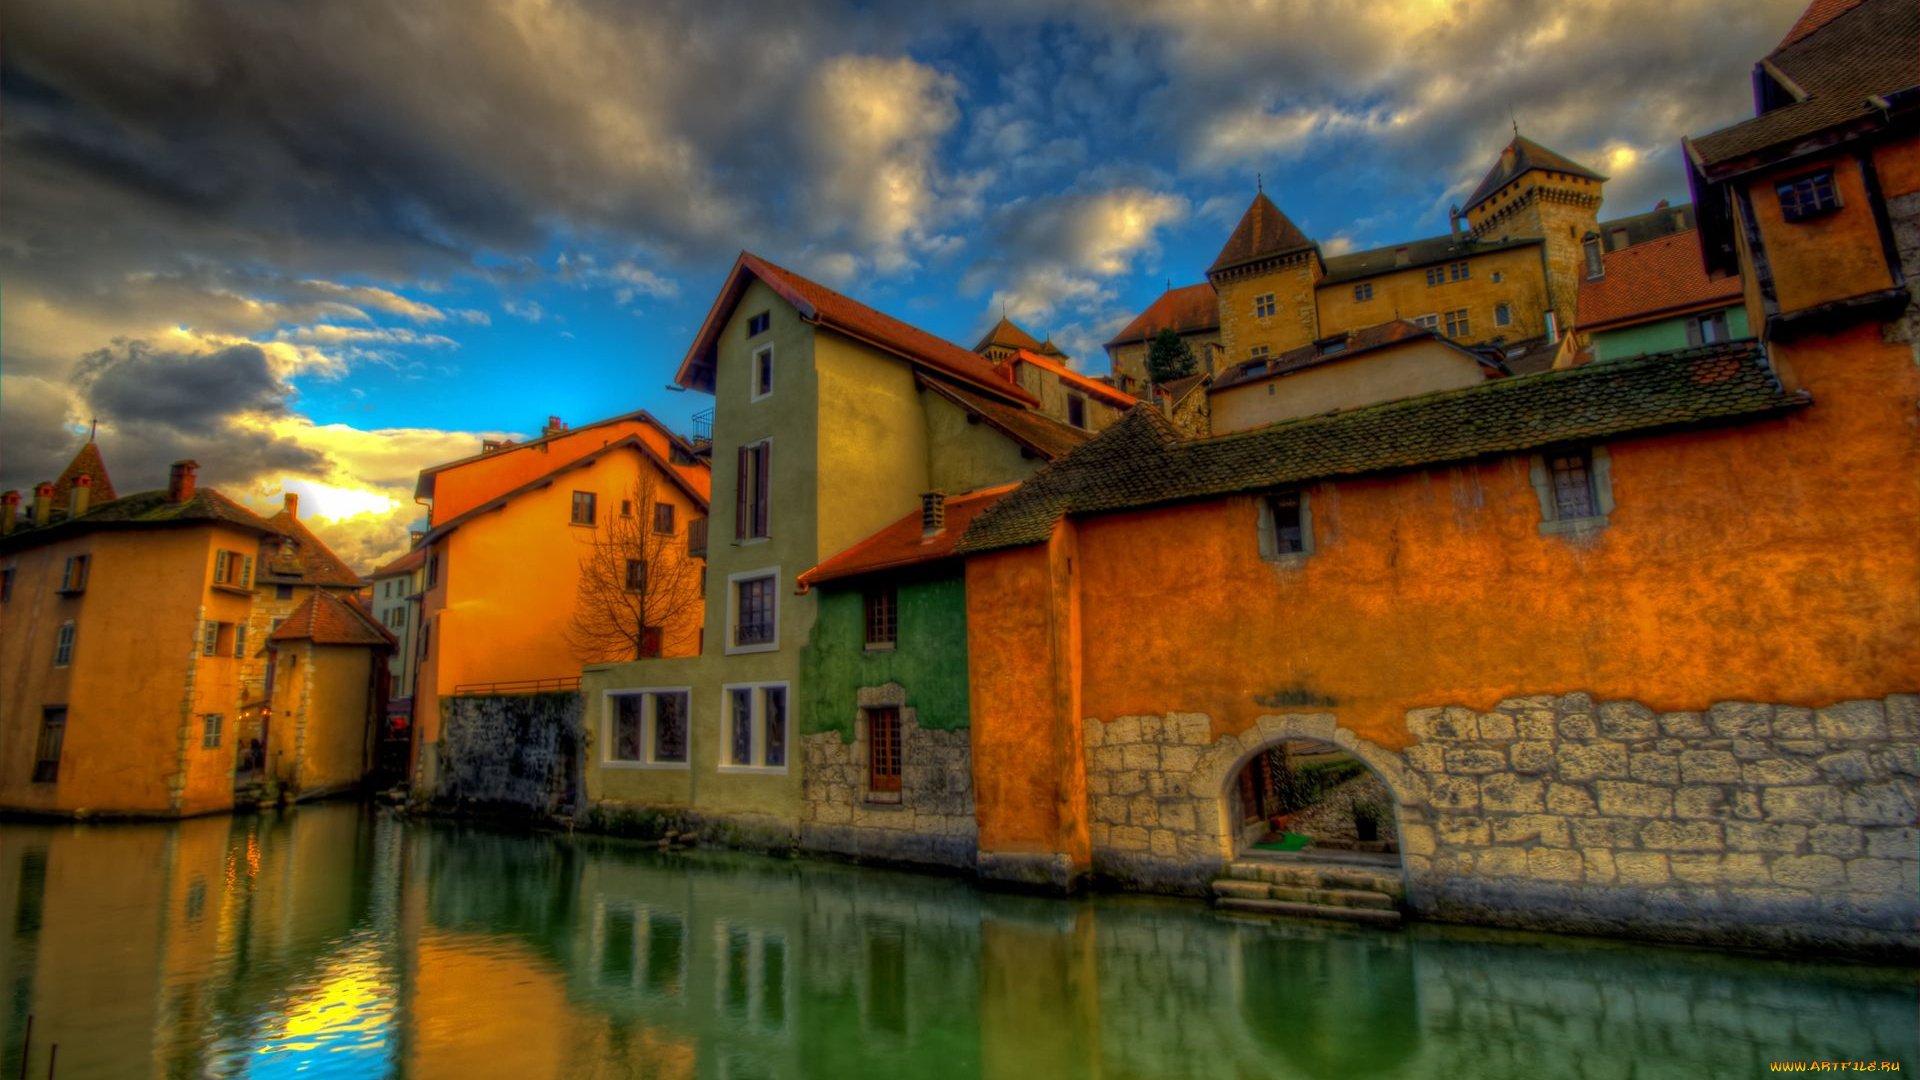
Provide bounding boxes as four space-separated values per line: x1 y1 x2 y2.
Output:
798 484 1017 588
1154 373 1210 408
53 442 115 508
262 510 365 587
1779 0 1871 49
1576 231 1745 331
372 548 426 578
958 342 1805 555
972 316 1044 354
1464 135 1608 212
416 409 707 503
270 589 395 647
1209 194 1315 276
1001 349 1138 409
918 377 1094 461
1689 0 1919 175
1106 283 1220 347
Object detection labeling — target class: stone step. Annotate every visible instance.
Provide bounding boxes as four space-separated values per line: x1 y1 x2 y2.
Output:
1216 896 1404 925
1213 878 1401 911
1225 860 1406 899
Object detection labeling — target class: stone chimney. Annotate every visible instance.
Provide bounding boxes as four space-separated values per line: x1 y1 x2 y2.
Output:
1448 205 1464 242
167 460 199 505
284 491 299 519
920 491 947 538
32 483 54 527
1 491 19 536
541 415 567 438
70 475 93 518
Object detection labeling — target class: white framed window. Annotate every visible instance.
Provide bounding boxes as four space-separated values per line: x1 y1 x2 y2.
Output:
1412 313 1439 330
201 713 223 749
603 687 692 768
750 345 774 401
1687 310 1730 346
1256 489 1314 566
726 567 780 654
719 682 789 772
53 621 76 667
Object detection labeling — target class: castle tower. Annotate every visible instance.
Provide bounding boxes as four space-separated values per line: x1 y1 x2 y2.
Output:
972 316 1045 363
1460 134 1607 338
1207 192 1324 362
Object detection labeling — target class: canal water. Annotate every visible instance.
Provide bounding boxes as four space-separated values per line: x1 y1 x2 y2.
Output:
1 803 1912 1080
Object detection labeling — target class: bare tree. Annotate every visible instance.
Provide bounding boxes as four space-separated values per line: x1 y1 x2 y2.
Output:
565 473 705 663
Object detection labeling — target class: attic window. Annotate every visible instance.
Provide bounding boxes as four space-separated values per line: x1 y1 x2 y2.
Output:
1776 171 1839 222
747 311 771 337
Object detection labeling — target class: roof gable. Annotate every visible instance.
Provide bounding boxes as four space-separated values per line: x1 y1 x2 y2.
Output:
1464 135 1608 212
1208 194 1316 276
270 590 395 648
415 409 702 502
972 316 1043 354
261 509 365 588
0 486 279 552
420 434 707 547
917 376 1094 461
1779 0 1871 48
53 442 116 507
1106 283 1220 347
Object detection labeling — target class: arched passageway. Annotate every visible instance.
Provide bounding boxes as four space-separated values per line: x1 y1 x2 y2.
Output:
1225 739 1400 858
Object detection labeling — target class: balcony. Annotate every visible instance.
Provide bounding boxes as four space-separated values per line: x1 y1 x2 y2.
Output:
687 517 708 560
691 408 713 448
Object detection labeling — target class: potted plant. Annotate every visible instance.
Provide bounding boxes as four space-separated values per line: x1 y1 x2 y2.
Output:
1351 799 1384 842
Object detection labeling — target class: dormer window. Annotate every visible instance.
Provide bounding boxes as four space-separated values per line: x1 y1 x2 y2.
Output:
1776 171 1839 222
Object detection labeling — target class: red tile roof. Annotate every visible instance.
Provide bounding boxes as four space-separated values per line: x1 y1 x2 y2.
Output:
972 316 1043 354
1575 232 1745 332
371 547 426 578
1209 194 1316 276
269 589 395 648
1464 135 1608 212
53 442 116 508
799 484 1017 588
1779 0 1870 48
263 509 365 587
415 410 706 503
1105 283 1219 347
677 252 1037 407
419 434 707 548
1000 349 1137 409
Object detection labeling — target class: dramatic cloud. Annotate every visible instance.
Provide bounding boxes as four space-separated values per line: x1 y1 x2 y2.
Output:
77 341 294 429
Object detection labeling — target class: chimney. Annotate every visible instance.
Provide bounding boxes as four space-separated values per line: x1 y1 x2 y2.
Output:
32 483 54 527
1393 246 1411 268
284 491 299 519
920 491 947 538
1448 205 1464 243
1 491 19 536
541 415 567 437
168 460 199 505
70 475 93 518
410 530 425 547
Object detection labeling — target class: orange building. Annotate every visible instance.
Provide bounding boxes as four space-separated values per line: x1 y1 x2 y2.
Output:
952 0 1919 951
409 412 711 787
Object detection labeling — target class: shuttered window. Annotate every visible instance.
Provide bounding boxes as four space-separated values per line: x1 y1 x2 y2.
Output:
735 441 771 540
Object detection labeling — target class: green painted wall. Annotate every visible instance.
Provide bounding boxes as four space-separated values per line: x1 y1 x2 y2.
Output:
800 573 971 741
1591 304 1750 361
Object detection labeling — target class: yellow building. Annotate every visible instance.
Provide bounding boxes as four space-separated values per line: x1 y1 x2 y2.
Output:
261 590 395 797
409 414 712 787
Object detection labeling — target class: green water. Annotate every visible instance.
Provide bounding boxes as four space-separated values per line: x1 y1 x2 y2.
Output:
1 803 1912 1080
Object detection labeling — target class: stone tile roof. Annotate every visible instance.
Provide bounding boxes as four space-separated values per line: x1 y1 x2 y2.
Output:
1106 283 1220 347
1598 202 1697 250
1209 193 1315 276
1463 135 1609 212
270 589 395 648
1576 232 1746 332
1155 373 1210 408
1319 234 1541 285
918 377 1094 461
262 509 365 587
1210 319 1496 392
1 487 279 552
957 342 1805 555
677 252 1038 407
798 484 1017 588
1778 0 1871 49
52 442 115 508
1001 349 1138 409
972 316 1043 354
1688 0 1919 176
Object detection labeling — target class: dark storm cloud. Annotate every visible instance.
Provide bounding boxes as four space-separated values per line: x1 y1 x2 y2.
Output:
76 340 292 430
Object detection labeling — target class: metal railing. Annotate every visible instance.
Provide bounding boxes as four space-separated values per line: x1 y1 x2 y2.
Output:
452 677 581 696
691 408 714 446
687 517 708 559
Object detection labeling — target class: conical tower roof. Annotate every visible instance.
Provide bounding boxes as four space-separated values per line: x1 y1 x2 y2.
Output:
1208 192 1315 276
1463 134 1608 213
972 316 1044 355
53 440 116 509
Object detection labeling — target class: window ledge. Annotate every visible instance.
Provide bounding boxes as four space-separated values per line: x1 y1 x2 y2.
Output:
1539 515 1609 537
726 640 779 656
212 583 252 596
570 521 597 528
717 765 789 776
734 536 771 546
863 794 904 807
54 587 86 597
864 643 897 653
1261 552 1312 570
602 760 690 771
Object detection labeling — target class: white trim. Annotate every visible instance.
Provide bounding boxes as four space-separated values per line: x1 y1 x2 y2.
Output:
717 680 791 773
734 436 773 543
601 686 693 769
749 344 775 402
724 566 781 655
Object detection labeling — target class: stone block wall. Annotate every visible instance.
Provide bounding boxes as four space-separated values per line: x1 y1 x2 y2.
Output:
1083 694 1918 952
434 691 581 817
800 683 977 869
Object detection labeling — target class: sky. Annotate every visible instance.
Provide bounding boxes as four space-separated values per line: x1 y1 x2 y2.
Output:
1 0 1808 570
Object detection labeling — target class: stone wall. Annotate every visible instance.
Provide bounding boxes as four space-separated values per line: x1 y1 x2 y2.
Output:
800 682 976 869
1084 694 1919 952
434 691 582 817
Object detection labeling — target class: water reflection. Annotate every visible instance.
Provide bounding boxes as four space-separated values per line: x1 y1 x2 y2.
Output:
1 804 1913 1080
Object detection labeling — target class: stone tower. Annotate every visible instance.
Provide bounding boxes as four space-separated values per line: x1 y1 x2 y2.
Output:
1208 192 1324 363
1460 134 1606 339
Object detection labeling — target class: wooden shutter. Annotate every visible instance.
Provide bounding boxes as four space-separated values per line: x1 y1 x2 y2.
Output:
242 555 253 588
215 550 229 583
754 442 771 538
736 445 750 540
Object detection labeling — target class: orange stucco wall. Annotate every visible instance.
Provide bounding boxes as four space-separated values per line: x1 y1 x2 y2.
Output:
1748 151 1898 316
428 419 703 525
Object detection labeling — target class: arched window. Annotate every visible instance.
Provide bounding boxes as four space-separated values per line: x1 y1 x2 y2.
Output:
1495 303 1513 327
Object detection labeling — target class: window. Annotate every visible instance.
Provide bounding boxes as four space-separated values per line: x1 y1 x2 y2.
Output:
621 499 634 518
202 621 222 657
735 440 771 540
1491 271 1504 284
1495 303 1513 328
571 491 597 526
58 555 89 594
721 683 789 770
1776 171 1839 221
1066 393 1087 430
626 559 646 593
1253 294 1276 318
1257 490 1314 563
276 584 293 600
213 550 252 589
1584 235 1604 279
427 555 440 588
1444 308 1471 339
747 311 771 337
867 706 902 798
751 345 775 401
865 588 897 649
1426 266 1445 287
730 571 778 652
1448 261 1470 282
641 626 662 659
32 708 65 784
1353 283 1373 302
201 713 223 750
234 624 248 660
1686 310 1730 346
1530 447 1614 535
653 502 676 534
604 689 691 767
53 621 76 667
1412 313 1439 330
1249 345 1270 359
